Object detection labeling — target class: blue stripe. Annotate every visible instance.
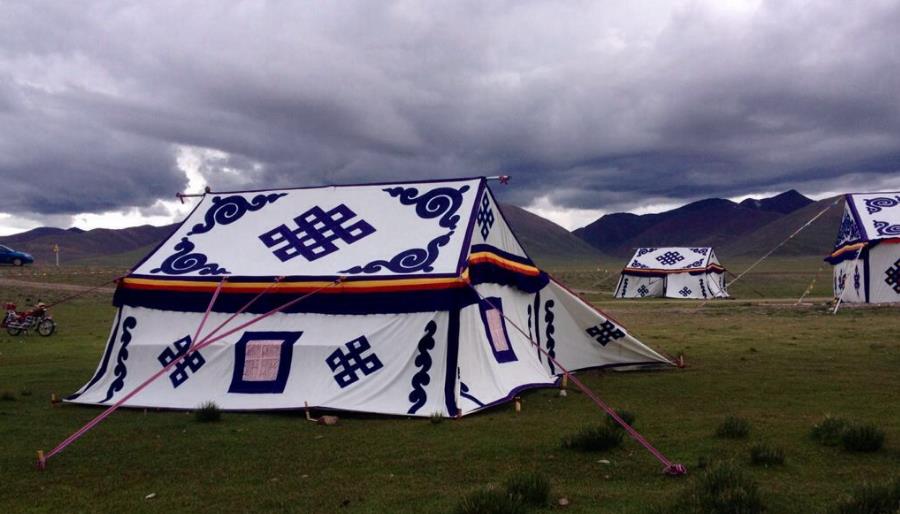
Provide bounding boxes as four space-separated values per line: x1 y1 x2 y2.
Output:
444 308 460 417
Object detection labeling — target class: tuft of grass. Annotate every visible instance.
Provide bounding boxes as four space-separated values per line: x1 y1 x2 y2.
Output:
453 488 527 514
749 443 785 467
677 461 766 514
841 423 885 453
811 415 850 447
194 401 222 423
504 472 551 508
561 424 623 452
0 390 16 401
606 409 636 430
831 478 900 514
430 411 444 424
715 416 751 439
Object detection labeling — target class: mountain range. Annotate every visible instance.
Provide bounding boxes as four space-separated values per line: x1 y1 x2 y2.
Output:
572 189 836 257
0 190 842 268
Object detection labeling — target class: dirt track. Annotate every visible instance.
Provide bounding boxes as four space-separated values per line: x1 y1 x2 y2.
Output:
0 278 116 294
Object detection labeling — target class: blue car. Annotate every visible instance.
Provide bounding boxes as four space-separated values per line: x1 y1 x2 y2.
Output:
0 244 33 266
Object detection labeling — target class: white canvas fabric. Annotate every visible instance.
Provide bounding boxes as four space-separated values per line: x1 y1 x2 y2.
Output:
615 247 728 299
69 178 673 417
132 178 483 278
828 193 900 304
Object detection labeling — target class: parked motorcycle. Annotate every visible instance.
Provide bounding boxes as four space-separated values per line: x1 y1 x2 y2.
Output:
2 302 56 337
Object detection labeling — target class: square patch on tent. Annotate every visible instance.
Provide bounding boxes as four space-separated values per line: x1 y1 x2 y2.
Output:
479 297 517 363
229 331 302 394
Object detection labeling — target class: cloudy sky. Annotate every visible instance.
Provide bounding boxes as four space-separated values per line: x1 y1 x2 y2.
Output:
2 0 899 235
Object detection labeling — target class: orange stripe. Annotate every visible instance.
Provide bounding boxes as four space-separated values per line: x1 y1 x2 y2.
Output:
467 252 541 276
121 277 467 294
829 242 867 259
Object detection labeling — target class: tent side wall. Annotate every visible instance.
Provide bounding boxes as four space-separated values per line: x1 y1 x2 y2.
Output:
866 242 900 303
68 305 458 417
615 273 665 298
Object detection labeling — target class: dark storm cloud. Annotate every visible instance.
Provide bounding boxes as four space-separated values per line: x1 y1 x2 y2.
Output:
2 0 899 220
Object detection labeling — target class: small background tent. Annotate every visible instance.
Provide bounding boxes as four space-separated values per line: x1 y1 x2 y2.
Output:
826 192 900 304
68 178 672 417
614 247 728 299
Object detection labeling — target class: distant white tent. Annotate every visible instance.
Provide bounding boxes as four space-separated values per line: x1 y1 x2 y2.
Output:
826 192 900 304
68 178 672 417
614 247 728 299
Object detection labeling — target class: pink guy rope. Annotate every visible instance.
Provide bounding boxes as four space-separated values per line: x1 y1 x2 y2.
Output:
189 278 226 351
41 276 124 309
472 286 686 476
38 277 342 469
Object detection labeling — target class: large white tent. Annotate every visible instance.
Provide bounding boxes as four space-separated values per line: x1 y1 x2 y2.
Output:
827 192 900 304
68 178 672 417
614 247 728 299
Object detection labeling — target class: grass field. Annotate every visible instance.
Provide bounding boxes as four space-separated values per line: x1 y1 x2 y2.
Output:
1 261 898 513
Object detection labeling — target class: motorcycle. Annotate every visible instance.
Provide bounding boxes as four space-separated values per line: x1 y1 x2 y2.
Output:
2 302 56 337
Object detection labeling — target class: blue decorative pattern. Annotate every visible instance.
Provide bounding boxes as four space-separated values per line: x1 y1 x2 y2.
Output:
586 321 625 346
326 336 383 388
340 231 453 274
689 248 709 255
101 316 136 403
476 193 495 239
834 211 862 248
678 286 693 297
228 331 302 394
699 279 708 299
459 382 485 408
621 277 629 296
636 248 656 256
407 320 437 414
158 335 207 388
384 185 470 230
853 266 861 292
259 204 375 262
629 260 649 269
188 193 287 236
637 284 649 297
656 251 685 266
864 195 900 214
544 300 556 375
885 258 900 294
151 237 229 275
686 259 705 268
872 220 900 237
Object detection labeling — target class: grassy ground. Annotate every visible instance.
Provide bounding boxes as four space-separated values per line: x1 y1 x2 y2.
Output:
0 263 898 513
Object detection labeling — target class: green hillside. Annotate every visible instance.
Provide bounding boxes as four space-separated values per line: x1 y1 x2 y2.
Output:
720 196 844 259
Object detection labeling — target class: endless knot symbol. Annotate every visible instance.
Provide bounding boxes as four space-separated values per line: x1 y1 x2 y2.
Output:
656 251 684 266
885 258 900 294
259 204 375 262
476 194 495 239
586 321 625 346
157 335 206 388
326 336 384 388
637 285 650 297
678 287 692 297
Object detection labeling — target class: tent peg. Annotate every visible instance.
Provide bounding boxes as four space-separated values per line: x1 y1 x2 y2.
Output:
36 450 46 471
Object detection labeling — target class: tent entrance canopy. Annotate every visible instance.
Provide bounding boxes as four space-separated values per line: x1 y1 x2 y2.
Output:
826 192 900 304
614 247 728 299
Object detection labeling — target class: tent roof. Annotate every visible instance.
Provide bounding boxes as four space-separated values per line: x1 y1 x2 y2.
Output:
842 192 900 244
131 177 486 279
622 247 721 273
